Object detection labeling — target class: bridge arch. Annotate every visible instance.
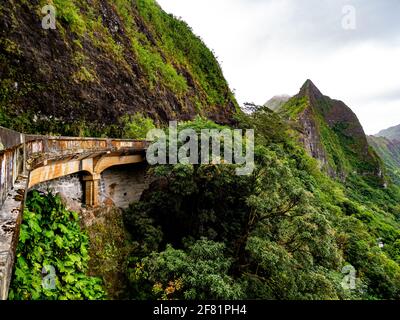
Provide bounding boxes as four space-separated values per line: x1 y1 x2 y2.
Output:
0 128 149 300
28 154 146 207
28 159 95 189
93 154 145 175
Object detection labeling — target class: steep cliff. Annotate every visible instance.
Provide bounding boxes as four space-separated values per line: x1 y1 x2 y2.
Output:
0 0 238 137
278 80 384 185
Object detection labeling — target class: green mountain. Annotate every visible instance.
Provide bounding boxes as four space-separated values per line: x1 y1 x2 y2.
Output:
4 1 400 302
368 135 400 184
376 124 400 141
278 80 384 186
0 0 237 137
264 94 290 111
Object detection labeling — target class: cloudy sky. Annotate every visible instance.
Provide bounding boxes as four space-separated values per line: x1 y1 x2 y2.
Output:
157 0 400 134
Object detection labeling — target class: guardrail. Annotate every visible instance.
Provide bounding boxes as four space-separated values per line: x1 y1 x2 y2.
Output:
25 135 149 157
0 127 25 210
0 127 24 150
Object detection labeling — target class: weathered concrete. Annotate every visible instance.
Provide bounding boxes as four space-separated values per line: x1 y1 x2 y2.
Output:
100 163 149 209
34 174 84 212
33 163 149 211
0 127 149 300
0 176 27 299
0 144 24 209
0 127 24 150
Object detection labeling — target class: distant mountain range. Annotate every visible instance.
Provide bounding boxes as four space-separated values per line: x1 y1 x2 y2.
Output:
376 124 400 141
368 135 400 184
264 94 291 111
368 124 400 184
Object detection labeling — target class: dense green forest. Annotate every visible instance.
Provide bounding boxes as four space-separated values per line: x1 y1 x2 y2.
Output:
121 113 400 300
10 111 400 300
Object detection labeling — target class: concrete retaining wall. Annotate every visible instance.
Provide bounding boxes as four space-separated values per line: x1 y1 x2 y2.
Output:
33 174 85 213
100 163 149 209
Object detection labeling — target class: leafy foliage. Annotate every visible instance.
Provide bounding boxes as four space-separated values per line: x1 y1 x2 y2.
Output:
135 0 236 107
122 112 156 139
53 0 86 35
85 207 137 299
9 191 106 300
130 239 243 300
124 110 400 300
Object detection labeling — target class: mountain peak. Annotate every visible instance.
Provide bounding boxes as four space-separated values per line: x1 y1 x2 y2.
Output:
299 79 324 99
278 80 384 184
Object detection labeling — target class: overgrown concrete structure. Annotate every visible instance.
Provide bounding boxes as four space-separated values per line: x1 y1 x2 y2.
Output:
0 127 148 299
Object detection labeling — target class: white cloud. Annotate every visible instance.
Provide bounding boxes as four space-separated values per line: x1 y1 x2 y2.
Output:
157 0 400 134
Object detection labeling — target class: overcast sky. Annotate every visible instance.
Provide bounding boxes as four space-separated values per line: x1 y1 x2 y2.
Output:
157 0 400 134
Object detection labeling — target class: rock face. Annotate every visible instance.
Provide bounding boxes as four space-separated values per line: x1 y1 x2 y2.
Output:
279 80 384 184
0 0 238 137
297 102 334 176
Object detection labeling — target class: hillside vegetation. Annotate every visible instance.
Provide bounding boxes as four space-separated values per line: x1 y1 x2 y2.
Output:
9 94 400 300
121 113 400 300
368 135 400 185
278 80 383 186
0 0 237 137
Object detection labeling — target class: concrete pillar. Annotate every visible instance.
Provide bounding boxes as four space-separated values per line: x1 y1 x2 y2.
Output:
21 133 27 176
83 174 101 207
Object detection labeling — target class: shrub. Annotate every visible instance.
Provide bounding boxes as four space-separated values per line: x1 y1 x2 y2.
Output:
122 113 156 139
9 191 106 300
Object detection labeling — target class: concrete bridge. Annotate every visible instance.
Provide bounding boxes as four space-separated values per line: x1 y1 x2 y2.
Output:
0 126 148 300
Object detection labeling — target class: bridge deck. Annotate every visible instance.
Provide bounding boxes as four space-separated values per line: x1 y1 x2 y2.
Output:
0 176 27 299
0 126 149 299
